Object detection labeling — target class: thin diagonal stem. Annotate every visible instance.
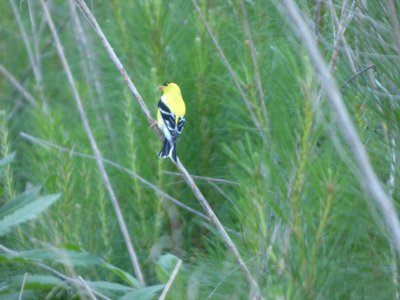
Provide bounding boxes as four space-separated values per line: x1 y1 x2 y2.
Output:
158 259 182 300
0 64 38 107
18 273 28 300
78 276 97 300
39 0 145 284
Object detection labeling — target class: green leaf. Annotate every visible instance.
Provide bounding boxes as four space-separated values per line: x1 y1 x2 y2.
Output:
103 262 142 288
155 253 180 283
4 248 100 267
0 291 35 300
119 284 165 300
0 190 61 236
0 186 41 220
86 281 134 298
10 274 64 290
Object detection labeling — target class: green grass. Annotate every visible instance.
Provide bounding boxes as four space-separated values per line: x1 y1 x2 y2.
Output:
1 0 400 299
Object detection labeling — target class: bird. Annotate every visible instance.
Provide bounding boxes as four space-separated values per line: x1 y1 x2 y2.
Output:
157 82 186 163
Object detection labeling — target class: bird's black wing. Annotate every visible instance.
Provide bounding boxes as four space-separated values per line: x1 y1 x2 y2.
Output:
158 100 176 135
177 117 185 135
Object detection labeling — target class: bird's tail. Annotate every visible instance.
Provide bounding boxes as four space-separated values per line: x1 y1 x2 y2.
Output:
158 139 177 163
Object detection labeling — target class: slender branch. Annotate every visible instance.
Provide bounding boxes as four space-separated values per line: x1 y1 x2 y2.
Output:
78 276 97 300
280 0 400 252
0 64 38 107
158 259 182 300
191 0 263 137
341 64 375 89
163 171 240 185
238 0 269 131
387 0 400 57
18 273 28 300
0 244 111 300
73 1 263 298
39 0 145 284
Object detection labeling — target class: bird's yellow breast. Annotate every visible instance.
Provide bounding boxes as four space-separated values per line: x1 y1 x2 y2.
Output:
162 94 185 124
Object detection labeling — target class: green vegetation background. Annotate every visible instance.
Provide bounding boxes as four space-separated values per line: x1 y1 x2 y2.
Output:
1 0 400 299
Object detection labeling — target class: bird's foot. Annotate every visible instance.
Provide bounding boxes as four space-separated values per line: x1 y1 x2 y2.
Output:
150 120 157 128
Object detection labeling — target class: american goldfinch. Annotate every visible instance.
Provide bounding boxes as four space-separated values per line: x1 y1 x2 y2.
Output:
157 82 186 163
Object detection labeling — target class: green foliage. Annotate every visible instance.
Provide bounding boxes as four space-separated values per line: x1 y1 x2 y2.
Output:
0 187 61 236
1 0 400 299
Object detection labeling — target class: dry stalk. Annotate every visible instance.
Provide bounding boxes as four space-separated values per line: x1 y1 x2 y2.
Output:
158 259 182 300
78 276 97 300
281 0 400 253
0 64 38 107
73 0 263 298
39 0 145 284
18 273 28 300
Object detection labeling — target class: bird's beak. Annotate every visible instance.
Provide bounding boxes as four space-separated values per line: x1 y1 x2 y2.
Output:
158 85 164 91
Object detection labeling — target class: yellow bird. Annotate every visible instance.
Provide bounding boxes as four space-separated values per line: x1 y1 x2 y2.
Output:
157 82 186 163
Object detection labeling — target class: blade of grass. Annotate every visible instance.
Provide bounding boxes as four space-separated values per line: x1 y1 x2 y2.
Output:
73 1 263 298
78 276 97 300
39 0 145 285
162 171 239 185
18 273 28 300
158 259 182 300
